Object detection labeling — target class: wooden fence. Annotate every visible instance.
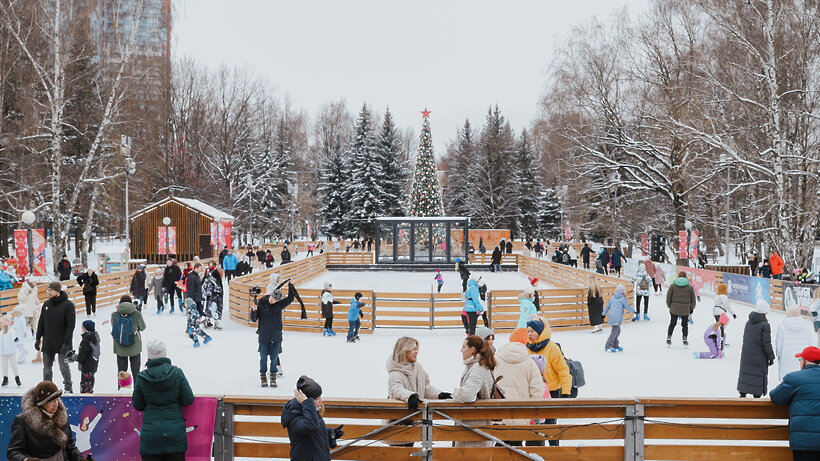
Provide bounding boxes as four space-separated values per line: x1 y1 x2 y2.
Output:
468 253 519 266
213 397 791 461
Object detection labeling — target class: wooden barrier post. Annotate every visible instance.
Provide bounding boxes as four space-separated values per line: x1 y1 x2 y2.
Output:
212 399 235 461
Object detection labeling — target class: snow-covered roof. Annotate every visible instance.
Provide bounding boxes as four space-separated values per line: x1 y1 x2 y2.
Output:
375 216 470 222
130 197 234 221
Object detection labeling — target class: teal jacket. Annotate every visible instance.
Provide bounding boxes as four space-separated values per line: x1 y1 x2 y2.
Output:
132 358 195 456
770 364 820 451
112 302 146 358
464 279 482 313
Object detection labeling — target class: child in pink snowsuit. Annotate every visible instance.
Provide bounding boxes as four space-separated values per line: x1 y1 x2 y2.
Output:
696 314 729 359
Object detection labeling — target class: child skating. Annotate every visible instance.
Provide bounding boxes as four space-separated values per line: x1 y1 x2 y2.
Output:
695 314 729 359
149 269 165 314
320 282 341 336
0 316 21 387
346 292 366 343
65 319 101 393
601 285 635 352
184 298 212 347
10 308 28 363
434 269 443 293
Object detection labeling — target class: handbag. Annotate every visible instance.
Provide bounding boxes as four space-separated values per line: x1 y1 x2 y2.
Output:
492 375 505 399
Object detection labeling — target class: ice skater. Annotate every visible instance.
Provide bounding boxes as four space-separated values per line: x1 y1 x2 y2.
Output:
695 314 729 359
10 308 29 363
0 316 21 387
321 282 341 336
601 285 635 352
434 269 443 293
184 298 212 348
346 292 366 343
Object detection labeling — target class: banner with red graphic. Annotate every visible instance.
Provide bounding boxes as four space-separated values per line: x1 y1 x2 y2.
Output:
689 230 699 259
157 226 177 254
210 220 232 249
32 229 47 276
14 229 28 278
641 234 649 255
678 231 687 259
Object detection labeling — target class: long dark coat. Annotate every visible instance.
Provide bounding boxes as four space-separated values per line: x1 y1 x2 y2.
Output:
737 312 775 396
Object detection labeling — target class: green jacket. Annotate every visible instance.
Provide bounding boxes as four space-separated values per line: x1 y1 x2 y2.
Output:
132 357 195 455
666 277 696 316
111 302 145 357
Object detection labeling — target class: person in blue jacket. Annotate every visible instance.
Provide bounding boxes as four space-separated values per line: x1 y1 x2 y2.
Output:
770 346 820 460
611 246 627 276
221 248 238 283
281 375 344 461
463 278 482 336
601 285 636 352
346 293 366 343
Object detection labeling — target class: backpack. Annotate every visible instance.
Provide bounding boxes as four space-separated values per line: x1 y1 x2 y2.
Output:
112 313 135 346
639 276 649 291
555 342 585 388
562 252 570 264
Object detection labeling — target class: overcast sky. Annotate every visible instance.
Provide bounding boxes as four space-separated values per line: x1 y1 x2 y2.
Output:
174 0 649 154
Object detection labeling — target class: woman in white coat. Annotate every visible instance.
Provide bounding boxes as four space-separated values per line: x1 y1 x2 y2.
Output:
494 341 546 445
452 335 495 448
775 306 816 381
16 281 40 362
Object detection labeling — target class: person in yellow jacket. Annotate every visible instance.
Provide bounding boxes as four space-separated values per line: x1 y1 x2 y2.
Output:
525 317 572 447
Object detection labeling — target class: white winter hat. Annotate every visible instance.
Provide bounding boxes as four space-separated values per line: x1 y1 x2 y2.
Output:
146 340 167 360
755 299 770 314
323 282 332 290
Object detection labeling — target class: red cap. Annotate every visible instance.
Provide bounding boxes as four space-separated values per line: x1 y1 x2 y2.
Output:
528 276 538 286
795 346 820 363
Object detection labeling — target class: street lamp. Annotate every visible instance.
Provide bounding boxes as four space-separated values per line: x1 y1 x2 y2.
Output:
247 174 255 247
559 185 568 242
287 205 299 243
21 211 35 279
685 220 693 267
719 154 731 265
610 172 619 246
124 156 136 261
162 216 171 257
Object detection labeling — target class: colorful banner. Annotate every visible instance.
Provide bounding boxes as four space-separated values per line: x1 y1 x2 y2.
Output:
723 272 771 306
220 220 232 249
157 226 177 255
678 231 687 259
781 281 818 315
32 229 46 276
0 395 217 460
13 229 29 279
641 234 649 255
676 266 717 296
689 230 699 260
564 225 572 241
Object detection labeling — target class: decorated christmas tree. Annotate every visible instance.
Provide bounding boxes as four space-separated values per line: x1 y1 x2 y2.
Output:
409 109 444 217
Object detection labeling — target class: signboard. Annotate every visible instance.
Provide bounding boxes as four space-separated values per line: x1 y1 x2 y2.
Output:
0 395 217 461
723 272 771 306
210 220 232 249
678 231 687 259
641 234 649 255
32 229 47 276
781 281 818 315
689 231 699 260
677 266 717 295
158 226 177 255
13 229 28 279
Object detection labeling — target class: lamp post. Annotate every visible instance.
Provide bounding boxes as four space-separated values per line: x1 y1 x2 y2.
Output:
162 216 171 257
247 175 255 247
685 220 693 267
21 211 35 279
559 185 568 242
610 172 619 246
720 154 731 265
124 154 136 261
287 205 299 243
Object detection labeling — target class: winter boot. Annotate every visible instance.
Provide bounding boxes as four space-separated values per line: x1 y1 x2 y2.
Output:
322 329 327 336
276 365 283 377
633 315 640 322
354 335 360 341
204 336 213 345
260 373 268 388
1 377 7 387
15 376 21 386
269 373 277 388
643 313 650 321
347 338 355 343
682 337 689 346
666 336 672 346
214 320 223 331
693 352 700 359
193 340 200 348
328 329 336 336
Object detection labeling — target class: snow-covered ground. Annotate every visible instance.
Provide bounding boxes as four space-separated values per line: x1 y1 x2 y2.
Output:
300 269 538 292
2 273 814 400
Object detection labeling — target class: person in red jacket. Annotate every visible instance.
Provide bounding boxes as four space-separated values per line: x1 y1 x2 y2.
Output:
769 251 785 280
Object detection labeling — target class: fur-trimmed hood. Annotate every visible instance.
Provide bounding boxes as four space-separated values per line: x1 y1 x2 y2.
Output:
20 387 69 448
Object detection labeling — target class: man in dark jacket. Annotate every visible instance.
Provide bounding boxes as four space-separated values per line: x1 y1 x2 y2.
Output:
251 281 295 387
7 381 91 461
35 282 75 393
281 375 342 461
580 243 593 270
185 263 204 317
490 246 502 273
133 340 195 460
457 258 471 291
737 300 775 398
505 240 513 254
770 346 820 459
162 259 183 313
611 247 626 275
56 255 72 281
130 264 148 306
218 245 229 266
599 249 611 272
281 246 292 265
76 269 99 317
665 272 696 346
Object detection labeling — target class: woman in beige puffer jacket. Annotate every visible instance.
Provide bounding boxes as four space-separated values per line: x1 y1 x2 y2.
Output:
452 335 496 448
494 341 545 426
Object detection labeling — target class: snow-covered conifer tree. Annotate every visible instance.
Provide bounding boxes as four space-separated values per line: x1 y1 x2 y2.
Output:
514 130 543 239
377 108 410 216
442 120 476 217
318 144 351 238
347 103 386 236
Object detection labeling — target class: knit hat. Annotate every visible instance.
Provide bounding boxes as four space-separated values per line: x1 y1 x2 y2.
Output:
615 285 626 295
528 276 538 286
82 320 95 332
323 282 331 290
146 339 167 360
474 326 494 341
755 299 770 314
118 371 132 389
530 354 547 373
48 281 62 292
297 375 323 399
716 283 727 295
526 319 544 335
509 327 528 344
718 313 730 326
32 381 62 407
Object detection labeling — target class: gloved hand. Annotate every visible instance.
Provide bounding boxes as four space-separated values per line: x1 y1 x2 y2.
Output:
438 392 452 400
359 310 364 318
332 424 344 439
407 393 421 410
34 340 40 351
733 314 737 319
14 337 19 342
60 344 70 355
767 359 774 366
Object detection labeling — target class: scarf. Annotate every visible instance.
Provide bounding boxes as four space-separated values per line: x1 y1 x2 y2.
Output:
527 337 550 353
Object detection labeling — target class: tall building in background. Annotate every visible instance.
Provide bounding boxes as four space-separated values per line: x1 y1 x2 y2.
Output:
90 0 172 110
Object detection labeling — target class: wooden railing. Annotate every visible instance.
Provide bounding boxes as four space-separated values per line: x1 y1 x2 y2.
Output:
213 397 791 461
468 253 519 265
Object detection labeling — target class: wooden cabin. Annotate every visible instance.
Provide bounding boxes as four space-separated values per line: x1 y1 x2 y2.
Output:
129 197 235 264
